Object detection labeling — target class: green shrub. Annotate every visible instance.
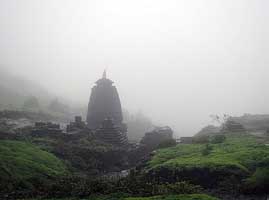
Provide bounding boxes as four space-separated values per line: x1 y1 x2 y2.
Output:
153 182 202 195
157 139 177 149
210 135 226 144
193 135 209 144
46 176 119 198
243 168 269 194
201 144 212 156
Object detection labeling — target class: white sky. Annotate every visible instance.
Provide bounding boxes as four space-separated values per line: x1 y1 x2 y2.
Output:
0 0 269 136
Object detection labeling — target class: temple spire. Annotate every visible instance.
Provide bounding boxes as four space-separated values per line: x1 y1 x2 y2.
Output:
102 70 107 79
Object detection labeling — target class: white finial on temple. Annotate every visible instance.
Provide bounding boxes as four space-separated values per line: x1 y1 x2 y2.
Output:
102 69 106 79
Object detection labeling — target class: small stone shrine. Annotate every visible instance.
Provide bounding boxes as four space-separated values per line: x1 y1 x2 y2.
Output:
67 116 86 132
95 118 128 146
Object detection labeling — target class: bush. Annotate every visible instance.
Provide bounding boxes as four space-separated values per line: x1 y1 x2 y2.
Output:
210 135 226 144
193 135 209 144
153 182 202 195
201 144 212 156
22 96 40 112
243 168 269 194
47 176 118 198
157 139 177 149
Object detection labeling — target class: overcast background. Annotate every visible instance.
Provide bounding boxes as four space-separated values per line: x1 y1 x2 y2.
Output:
0 0 268 136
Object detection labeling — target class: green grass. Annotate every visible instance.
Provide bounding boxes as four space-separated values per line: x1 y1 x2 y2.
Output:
0 140 68 190
148 133 269 173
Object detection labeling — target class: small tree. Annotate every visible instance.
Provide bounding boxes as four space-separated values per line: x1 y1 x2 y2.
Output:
48 98 69 114
157 139 177 149
193 135 209 144
202 144 212 156
210 114 230 129
211 134 226 144
22 96 39 112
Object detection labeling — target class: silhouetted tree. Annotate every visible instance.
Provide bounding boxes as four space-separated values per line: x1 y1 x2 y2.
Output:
48 98 69 114
22 96 39 112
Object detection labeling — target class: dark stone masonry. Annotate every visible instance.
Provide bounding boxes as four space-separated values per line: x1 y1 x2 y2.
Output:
95 118 128 146
87 71 128 146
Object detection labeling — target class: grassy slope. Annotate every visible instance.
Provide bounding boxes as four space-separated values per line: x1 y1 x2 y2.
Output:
148 134 269 173
0 140 68 190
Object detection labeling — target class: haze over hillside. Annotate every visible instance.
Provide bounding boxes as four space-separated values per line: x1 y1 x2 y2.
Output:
0 69 52 108
1 1 269 199
0 69 87 120
1 0 269 136
0 69 153 140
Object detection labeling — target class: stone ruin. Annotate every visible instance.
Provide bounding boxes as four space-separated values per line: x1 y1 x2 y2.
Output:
66 116 86 133
31 121 63 136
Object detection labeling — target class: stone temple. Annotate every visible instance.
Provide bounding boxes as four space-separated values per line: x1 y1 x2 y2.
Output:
87 71 128 146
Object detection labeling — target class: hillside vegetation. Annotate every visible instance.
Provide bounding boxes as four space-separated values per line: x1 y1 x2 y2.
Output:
27 194 219 200
0 140 68 193
146 133 269 193
125 194 219 200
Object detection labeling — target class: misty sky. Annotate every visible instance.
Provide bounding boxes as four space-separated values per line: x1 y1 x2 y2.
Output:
0 0 269 136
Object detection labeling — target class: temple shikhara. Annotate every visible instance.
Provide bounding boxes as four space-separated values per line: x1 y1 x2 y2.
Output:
87 71 128 146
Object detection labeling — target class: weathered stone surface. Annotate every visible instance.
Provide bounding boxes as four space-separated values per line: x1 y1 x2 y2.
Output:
95 118 128 146
66 116 86 133
86 71 128 146
31 121 63 136
87 71 123 130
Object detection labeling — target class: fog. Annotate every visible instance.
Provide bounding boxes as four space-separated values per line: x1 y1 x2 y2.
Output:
0 0 269 136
